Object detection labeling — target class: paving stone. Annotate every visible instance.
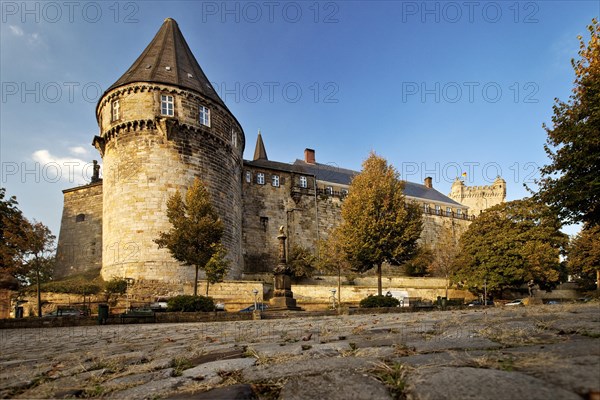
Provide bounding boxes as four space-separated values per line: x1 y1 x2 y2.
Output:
182 357 256 384
406 367 582 400
279 370 391 400
166 384 257 399
109 376 187 399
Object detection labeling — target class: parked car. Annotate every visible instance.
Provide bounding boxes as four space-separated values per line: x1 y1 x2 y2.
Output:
149 298 169 312
467 300 495 307
215 302 225 311
505 299 525 306
239 303 269 312
43 308 85 317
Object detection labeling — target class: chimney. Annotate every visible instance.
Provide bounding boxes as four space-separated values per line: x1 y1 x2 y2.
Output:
304 148 315 164
424 177 433 189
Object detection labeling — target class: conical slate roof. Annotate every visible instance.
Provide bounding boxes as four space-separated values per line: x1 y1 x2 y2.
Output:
105 18 225 108
253 131 268 161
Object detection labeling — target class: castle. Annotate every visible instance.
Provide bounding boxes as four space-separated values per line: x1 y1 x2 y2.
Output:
54 18 506 282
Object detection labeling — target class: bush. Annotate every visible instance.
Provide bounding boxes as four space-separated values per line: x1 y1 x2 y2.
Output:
167 295 215 312
105 277 128 295
360 295 400 308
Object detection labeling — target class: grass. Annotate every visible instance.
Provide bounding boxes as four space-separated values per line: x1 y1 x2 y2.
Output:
371 362 410 400
170 357 193 377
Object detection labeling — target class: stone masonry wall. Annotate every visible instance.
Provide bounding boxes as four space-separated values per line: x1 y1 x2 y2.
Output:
97 83 244 282
54 182 103 279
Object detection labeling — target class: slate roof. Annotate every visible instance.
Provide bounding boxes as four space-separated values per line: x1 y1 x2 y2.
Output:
104 18 226 109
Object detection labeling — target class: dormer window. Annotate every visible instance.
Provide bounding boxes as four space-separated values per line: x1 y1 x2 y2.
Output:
111 100 120 121
161 95 174 116
199 105 210 127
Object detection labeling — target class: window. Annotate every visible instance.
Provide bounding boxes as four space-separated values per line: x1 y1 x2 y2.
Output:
161 95 174 116
325 186 333 195
257 172 265 185
341 189 349 196
435 205 441 215
456 209 462 217
75 214 86 222
272 175 280 187
245 171 251 183
446 207 452 216
260 216 269 231
231 129 237 147
424 204 430 213
111 100 120 121
299 176 307 188
199 105 210 126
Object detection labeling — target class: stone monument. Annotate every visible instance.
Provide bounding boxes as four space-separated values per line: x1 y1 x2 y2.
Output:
269 226 301 310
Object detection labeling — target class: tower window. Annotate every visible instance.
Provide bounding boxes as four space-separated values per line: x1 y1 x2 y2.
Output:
111 100 120 121
272 175 280 187
75 214 85 223
161 95 174 116
231 129 237 147
245 171 251 183
199 105 210 126
299 176 307 188
257 173 265 185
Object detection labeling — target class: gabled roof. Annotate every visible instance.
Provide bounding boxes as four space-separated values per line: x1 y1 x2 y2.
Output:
104 18 225 108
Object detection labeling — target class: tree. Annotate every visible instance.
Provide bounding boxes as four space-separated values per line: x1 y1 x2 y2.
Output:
0 188 30 276
535 20 600 227
204 245 230 296
568 224 600 290
453 199 568 296
155 178 224 297
20 221 56 317
317 230 354 306
338 153 423 295
428 223 461 298
288 245 317 280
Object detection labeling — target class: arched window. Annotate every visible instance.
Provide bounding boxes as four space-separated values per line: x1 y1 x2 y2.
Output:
76 214 86 222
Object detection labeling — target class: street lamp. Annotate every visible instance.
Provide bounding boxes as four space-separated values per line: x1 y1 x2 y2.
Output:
252 288 259 311
330 289 337 310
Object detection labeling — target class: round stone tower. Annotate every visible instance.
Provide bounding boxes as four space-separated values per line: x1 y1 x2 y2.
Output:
94 18 245 281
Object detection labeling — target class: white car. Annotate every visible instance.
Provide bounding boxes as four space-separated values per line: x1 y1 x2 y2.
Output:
505 299 525 306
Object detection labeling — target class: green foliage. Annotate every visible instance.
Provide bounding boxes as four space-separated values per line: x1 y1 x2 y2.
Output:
453 199 568 295
155 178 224 296
0 187 29 275
359 295 400 308
288 245 316 279
403 244 433 277
338 153 423 295
568 224 600 289
536 20 600 226
105 277 128 295
204 245 230 295
167 295 215 312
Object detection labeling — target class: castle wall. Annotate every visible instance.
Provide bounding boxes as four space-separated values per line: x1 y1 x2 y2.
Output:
97 83 244 282
449 178 506 216
54 182 103 279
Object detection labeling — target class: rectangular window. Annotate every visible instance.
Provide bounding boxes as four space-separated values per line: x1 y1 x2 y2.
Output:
299 176 307 188
161 95 174 116
446 207 452 216
457 209 462 217
231 129 237 147
245 171 251 183
111 100 120 121
341 189 349 196
325 186 333 195
435 205 441 215
257 172 265 185
272 175 280 187
199 105 210 126
424 204 430 213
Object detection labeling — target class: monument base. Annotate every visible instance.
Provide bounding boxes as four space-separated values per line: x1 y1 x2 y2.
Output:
269 296 302 311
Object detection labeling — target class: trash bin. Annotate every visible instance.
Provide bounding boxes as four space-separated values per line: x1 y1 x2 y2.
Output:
98 304 109 325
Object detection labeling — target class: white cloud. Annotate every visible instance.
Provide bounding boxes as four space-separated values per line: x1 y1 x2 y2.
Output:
32 149 100 185
9 25 24 36
69 146 88 156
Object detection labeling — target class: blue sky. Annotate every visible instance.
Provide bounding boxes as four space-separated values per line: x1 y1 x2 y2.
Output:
1 0 598 238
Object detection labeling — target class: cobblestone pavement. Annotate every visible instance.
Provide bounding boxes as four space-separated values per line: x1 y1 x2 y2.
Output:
1 303 599 399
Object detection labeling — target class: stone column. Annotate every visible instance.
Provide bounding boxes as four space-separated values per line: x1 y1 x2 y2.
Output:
270 227 300 310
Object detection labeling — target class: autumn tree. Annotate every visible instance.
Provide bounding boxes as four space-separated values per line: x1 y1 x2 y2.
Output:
568 224 600 290
0 188 29 276
536 20 600 226
155 178 224 296
288 245 317 280
428 223 461 298
20 222 56 317
338 153 423 295
403 244 433 277
453 199 568 296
